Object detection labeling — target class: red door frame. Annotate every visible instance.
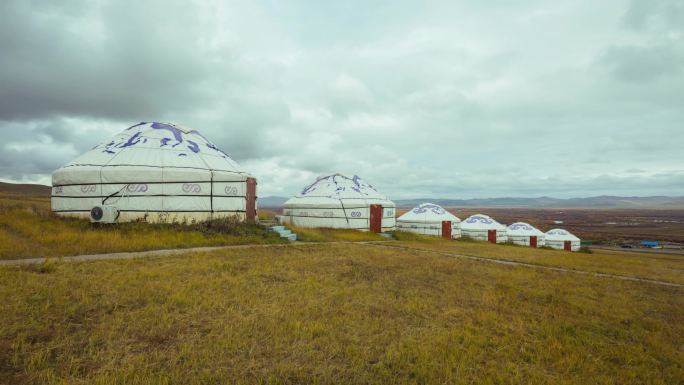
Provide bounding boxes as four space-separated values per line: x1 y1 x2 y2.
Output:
487 229 497 243
245 178 257 224
564 240 572 251
530 236 537 248
441 221 452 239
369 204 382 233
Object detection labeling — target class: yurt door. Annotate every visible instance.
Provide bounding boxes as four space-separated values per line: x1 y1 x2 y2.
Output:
564 240 572 251
246 178 257 223
369 204 382 233
530 236 537 248
487 230 497 243
441 221 452 239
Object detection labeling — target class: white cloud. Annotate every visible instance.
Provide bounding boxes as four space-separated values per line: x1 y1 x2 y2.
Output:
0 0 682 198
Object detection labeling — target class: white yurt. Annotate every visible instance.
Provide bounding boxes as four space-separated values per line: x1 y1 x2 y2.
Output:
280 173 395 232
545 228 581 251
396 203 461 238
51 122 257 223
506 222 546 247
461 214 508 243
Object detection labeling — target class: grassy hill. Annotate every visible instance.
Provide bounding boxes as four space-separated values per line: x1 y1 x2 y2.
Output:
0 182 51 195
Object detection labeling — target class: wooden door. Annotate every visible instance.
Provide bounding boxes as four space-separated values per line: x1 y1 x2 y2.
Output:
369 204 382 233
441 221 452 239
530 236 537 248
564 240 572 251
245 177 257 223
488 229 496 243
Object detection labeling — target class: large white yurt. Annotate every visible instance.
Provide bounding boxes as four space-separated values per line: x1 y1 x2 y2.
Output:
506 222 546 247
51 122 257 223
280 173 395 232
461 214 508 243
545 228 581 251
396 203 461 239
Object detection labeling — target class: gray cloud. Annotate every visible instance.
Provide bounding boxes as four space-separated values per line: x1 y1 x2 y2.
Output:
1 0 683 198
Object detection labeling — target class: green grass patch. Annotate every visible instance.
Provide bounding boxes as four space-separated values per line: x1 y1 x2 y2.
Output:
390 230 443 242
291 226 386 242
0 194 285 260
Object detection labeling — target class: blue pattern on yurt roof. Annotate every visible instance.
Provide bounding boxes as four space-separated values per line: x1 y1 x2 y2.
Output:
412 203 446 215
465 215 494 224
97 122 234 160
300 173 378 198
509 222 534 231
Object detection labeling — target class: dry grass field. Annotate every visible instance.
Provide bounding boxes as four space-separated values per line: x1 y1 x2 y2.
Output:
395 238 684 285
0 194 285 260
1 194 683 384
1 244 682 385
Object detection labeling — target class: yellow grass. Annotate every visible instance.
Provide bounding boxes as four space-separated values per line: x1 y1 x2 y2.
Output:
0 194 284 260
1 243 682 384
395 237 684 285
290 225 386 242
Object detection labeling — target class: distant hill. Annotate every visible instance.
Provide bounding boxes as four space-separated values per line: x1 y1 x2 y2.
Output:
259 196 289 207
395 196 684 209
2 182 682 208
0 182 51 195
257 195 684 209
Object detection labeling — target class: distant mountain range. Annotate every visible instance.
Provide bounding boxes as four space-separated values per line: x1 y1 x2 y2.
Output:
260 195 684 209
0 182 51 195
2 182 682 208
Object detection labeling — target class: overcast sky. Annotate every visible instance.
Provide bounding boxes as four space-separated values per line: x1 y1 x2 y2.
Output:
1 0 682 199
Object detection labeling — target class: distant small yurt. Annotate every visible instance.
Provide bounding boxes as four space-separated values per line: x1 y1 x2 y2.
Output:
545 229 581 251
461 214 508 243
280 173 395 232
507 222 546 247
396 203 461 239
52 122 257 223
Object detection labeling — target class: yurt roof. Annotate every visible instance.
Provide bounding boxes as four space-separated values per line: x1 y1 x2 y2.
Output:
57 122 245 174
507 222 544 236
397 203 460 223
292 173 388 200
461 214 506 230
545 228 580 241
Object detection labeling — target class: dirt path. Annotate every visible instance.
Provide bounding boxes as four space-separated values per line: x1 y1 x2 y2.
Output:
365 243 684 288
0 241 389 266
0 243 302 266
2 241 681 288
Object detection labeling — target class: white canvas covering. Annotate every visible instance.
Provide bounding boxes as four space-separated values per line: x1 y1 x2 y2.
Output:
279 173 396 231
51 122 255 222
545 228 581 251
396 203 461 238
506 222 546 247
461 214 508 243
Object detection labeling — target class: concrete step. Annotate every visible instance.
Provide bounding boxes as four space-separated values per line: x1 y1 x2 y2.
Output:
277 229 292 237
286 234 297 241
270 226 285 232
